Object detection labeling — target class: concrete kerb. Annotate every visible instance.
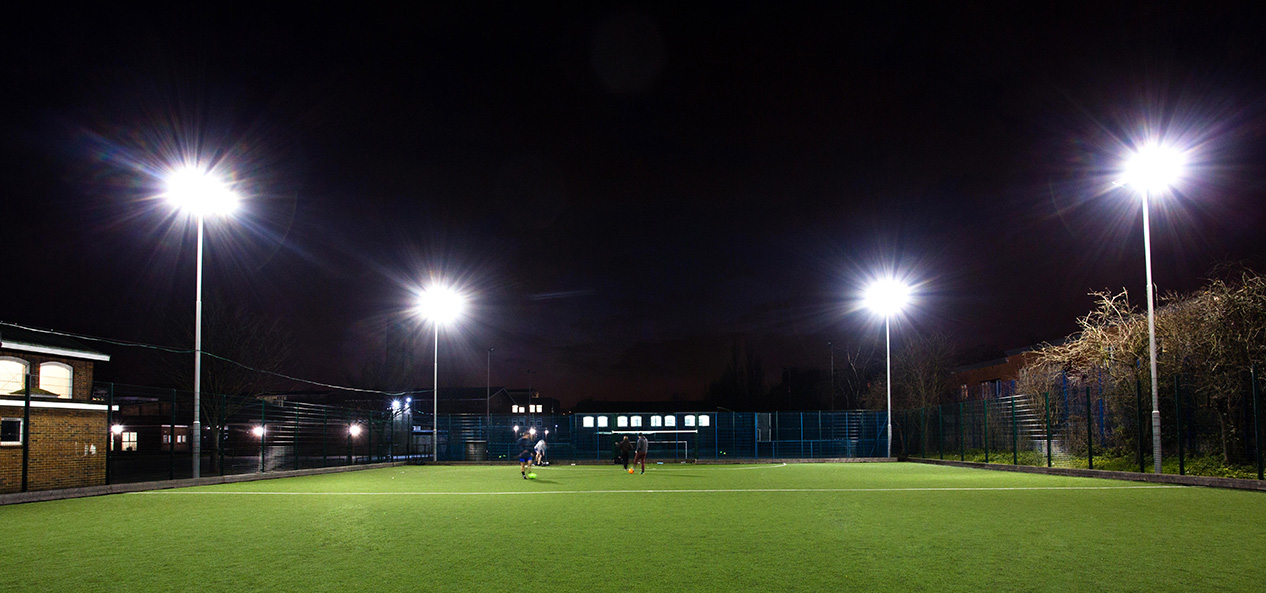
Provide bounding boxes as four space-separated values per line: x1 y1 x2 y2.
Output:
911 457 1266 492
0 461 409 506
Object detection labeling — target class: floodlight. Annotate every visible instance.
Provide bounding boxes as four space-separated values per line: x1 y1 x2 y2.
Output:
414 285 466 325
111 424 124 435
863 278 911 318
1120 144 1185 193
349 424 363 437
164 166 240 216
251 425 265 438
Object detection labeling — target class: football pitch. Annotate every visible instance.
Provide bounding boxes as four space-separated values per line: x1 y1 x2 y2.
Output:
5 462 1264 592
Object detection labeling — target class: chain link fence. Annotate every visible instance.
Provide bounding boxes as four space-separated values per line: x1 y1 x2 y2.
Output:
895 368 1266 480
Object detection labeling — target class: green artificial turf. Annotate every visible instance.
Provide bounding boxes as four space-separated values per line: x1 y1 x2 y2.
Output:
4 462 1264 592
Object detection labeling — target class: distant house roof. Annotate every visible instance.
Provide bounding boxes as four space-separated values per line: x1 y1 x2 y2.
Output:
0 325 110 362
570 400 712 414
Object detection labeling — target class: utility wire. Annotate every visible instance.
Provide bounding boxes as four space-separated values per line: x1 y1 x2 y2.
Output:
0 320 416 397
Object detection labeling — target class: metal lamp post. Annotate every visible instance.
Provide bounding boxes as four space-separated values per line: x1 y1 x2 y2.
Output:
864 278 911 459
163 166 239 479
1120 143 1185 474
414 284 466 462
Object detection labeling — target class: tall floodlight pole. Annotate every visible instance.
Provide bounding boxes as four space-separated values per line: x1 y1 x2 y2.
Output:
415 284 466 463
1120 143 1185 474
864 278 911 459
487 347 494 432
164 167 239 479
828 341 835 411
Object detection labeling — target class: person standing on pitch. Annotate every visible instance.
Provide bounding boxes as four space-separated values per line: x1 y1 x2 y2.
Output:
517 432 534 479
534 435 548 466
634 433 649 474
618 436 633 470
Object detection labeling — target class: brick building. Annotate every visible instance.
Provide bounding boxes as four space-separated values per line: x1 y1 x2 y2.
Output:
0 326 111 493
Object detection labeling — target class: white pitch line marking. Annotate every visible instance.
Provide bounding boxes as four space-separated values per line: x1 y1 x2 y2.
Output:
131 485 1183 496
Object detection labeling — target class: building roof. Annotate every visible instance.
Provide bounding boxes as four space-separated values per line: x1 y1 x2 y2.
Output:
0 324 110 362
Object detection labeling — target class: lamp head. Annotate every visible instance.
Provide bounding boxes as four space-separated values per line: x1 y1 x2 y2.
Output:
863 278 911 318
164 166 240 216
414 284 466 325
1120 143 1185 194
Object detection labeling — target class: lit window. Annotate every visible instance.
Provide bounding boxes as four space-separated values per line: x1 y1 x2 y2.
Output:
650 415 662 427
177 434 186 444
531 405 542 413
583 416 595 428
597 416 608 428
698 415 711 427
121 432 138 452
164 434 171 444
617 416 628 428
1 418 22 445
512 405 523 413
631 416 643 427
0 358 28 394
665 416 676 427
38 362 73 398
684 415 695 427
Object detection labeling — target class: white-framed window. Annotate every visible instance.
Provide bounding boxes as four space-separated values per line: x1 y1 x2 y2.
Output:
0 357 29 395
1 417 22 445
665 415 677 427
531 404 542 413
650 415 662 427
597 416 608 428
684 415 696 427
38 362 73 398
617 416 628 428
582 416 595 428
512 405 524 413
631 416 643 427
698 414 711 427
121 432 138 452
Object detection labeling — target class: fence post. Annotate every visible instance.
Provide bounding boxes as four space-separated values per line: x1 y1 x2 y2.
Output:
959 401 964 462
1044 391 1051 468
322 408 328 467
1174 375 1184 476
1011 394 1018 465
105 383 114 485
938 406 944 460
169 389 177 480
219 394 226 476
293 406 300 471
259 400 267 472
1135 378 1145 473
920 408 926 458
1253 365 1262 481
1086 387 1093 470
984 397 990 464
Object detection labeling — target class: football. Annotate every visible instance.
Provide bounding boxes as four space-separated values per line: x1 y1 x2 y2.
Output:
527 473 537 479
628 468 634 474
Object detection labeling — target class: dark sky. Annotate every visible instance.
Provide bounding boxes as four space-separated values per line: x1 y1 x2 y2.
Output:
5 4 1266 407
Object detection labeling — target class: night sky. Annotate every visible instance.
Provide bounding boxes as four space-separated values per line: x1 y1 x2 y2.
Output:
5 4 1266 407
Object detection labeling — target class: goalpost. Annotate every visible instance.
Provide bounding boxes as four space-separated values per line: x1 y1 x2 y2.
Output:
600 429 697 460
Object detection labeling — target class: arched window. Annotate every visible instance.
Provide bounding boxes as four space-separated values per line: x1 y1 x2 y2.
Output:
39 362 73 398
650 415 662 427
0 358 28 395
582 416 595 428
664 415 677 427
698 414 711 427
683 415 696 427
617 416 628 428
597 416 609 428
631 416 643 427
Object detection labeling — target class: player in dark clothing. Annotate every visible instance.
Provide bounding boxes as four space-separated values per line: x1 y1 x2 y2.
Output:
517 433 534 479
634 434 649 474
618 436 633 470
